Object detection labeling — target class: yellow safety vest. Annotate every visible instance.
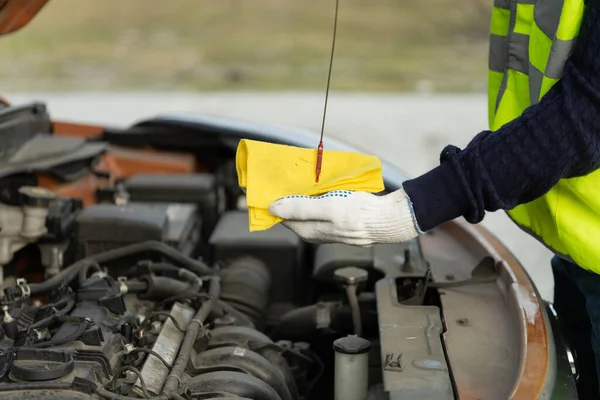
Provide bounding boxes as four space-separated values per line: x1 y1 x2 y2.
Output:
488 0 600 272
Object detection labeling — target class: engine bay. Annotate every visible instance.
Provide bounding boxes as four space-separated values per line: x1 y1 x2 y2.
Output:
0 164 460 400
0 103 566 400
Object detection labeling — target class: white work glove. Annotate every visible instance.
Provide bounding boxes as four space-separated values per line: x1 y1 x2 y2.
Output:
268 188 422 247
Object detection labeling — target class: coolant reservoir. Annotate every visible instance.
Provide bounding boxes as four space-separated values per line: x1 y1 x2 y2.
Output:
333 335 371 400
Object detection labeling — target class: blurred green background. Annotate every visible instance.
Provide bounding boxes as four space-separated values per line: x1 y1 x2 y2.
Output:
0 0 492 92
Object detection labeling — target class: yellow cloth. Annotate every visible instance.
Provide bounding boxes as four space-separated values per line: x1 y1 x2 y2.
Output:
236 139 385 231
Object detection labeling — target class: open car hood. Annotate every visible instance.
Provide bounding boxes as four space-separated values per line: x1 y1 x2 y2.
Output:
0 0 48 36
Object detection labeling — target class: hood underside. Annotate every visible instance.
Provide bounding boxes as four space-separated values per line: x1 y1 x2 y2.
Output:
0 0 48 36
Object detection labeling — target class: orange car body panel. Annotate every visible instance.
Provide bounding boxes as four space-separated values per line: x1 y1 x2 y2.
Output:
40 120 200 206
0 0 49 36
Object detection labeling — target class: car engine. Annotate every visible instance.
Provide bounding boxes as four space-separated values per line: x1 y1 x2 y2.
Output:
0 169 454 400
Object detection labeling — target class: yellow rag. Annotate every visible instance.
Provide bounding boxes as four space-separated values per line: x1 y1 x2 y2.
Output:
236 139 385 231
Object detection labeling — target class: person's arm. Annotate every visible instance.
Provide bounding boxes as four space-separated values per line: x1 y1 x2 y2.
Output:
269 0 600 245
404 0 600 231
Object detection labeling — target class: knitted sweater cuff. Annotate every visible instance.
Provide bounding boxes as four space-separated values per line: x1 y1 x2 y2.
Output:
402 161 470 231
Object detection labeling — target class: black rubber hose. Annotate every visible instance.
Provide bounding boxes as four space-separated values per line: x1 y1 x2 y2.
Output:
32 319 91 348
161 277 220 397
205 326 298 400
28 241 212 296
271 302 379 340
209 326 273 348
146 262 202 285
270 302 346 340
219 257 271 324
29 315 87 331
139 276 193 301
190 347 294 400
256 347 299 400
44 294 72 309
187 371 282 400
40 295 76 317
125 279 149 293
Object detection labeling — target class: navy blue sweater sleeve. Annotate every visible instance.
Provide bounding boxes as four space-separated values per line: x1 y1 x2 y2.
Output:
403 0 600 231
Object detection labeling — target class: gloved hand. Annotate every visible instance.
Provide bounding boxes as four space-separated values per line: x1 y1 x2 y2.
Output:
268 188 422 247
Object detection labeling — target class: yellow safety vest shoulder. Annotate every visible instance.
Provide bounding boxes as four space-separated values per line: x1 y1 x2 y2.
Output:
487 0 600 273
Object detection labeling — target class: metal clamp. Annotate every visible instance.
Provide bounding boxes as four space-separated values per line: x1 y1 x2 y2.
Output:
16 278 31 299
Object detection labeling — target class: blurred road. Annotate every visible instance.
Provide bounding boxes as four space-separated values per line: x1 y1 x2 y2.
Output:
6 91 554 300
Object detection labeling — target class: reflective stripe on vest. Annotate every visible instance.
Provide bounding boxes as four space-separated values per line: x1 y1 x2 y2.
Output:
487 0 600 273
489 0 584 130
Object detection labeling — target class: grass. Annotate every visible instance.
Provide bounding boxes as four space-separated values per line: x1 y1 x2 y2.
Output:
0 0 492 92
